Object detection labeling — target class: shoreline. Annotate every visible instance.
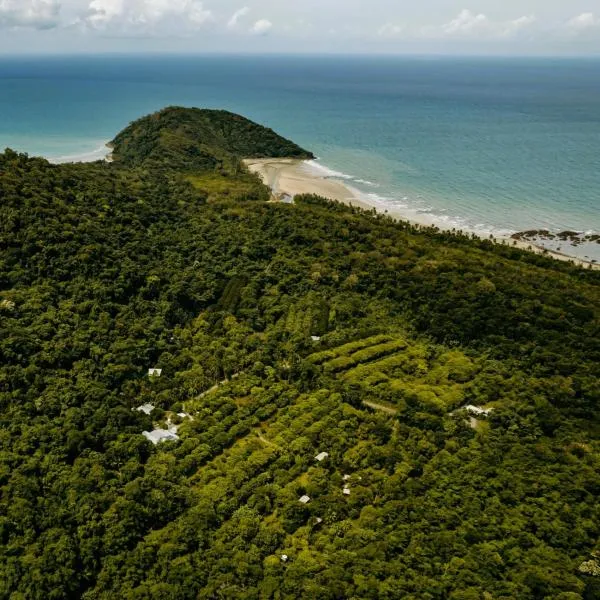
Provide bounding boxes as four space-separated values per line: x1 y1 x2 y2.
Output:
48 142 113 165
245 158 600 270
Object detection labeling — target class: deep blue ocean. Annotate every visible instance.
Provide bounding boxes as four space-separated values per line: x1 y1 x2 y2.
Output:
1 54 599 260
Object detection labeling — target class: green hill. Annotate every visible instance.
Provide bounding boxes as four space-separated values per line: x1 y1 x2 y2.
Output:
0 109 599 600
110 106 314 171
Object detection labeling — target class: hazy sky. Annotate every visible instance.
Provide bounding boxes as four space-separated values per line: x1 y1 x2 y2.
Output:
0 0 599 55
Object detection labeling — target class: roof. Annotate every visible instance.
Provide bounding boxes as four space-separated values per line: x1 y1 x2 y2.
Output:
165 418 179 435
299 495 311 504
135 403 155 415
315 452 329 462
148 368 163 377
343 487 351 495
311 336 321 341
143 429 179 445
465 405 491 416
176 412 195 422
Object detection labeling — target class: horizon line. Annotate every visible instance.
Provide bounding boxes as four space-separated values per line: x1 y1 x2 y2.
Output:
1 50 600 60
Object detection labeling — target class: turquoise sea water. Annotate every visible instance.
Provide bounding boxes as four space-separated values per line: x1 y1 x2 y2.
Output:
1 55 599 261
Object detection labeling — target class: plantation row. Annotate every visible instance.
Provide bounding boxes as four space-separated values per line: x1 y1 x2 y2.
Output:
284 295 330 338
322 338 409 374
216 276 249 314
307 334 396 365
93 386 390 597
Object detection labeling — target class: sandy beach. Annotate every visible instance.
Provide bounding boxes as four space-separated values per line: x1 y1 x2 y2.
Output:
245 158 599 270
244 158 374 212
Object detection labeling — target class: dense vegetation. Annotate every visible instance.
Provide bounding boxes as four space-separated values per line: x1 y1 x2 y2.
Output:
110 107 314 172
1 109 599 600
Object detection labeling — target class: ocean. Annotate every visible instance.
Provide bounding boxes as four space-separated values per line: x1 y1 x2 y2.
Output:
1 54 599 261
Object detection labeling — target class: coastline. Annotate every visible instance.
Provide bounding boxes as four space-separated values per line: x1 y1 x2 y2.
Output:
48 142 113 165
245 158 374 212
245 158 600 270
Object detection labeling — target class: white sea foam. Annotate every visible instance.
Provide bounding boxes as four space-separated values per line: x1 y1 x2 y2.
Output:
305 160 354 180
307 158 599 261
350 182 507 236
306 160 379 188
48 143 111 164
364 192 396 205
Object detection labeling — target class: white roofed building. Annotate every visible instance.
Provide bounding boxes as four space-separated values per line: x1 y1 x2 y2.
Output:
143 429 179 445
465 405 491 417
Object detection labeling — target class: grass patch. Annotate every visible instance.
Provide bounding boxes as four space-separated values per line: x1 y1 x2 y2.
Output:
186 171 268 202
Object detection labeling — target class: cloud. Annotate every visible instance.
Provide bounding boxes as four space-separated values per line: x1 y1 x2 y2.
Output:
442 9 488 35
0 0 61 29
251 18 271 36
85 0 213 31
566 13 598 31
430 9 535 39
227 6 249 30
86 0 121 26
378 23 403 38
501 15 536 36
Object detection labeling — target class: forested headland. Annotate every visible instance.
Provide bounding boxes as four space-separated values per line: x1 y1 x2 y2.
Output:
1 107 599 599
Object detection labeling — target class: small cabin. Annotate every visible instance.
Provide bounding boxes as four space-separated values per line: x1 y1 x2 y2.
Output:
148 368 162 377
465 405 491 417
315 452 329 462
299 495 311 504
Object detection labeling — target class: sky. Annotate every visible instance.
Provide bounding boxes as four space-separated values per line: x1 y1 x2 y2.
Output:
0 0 599 55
